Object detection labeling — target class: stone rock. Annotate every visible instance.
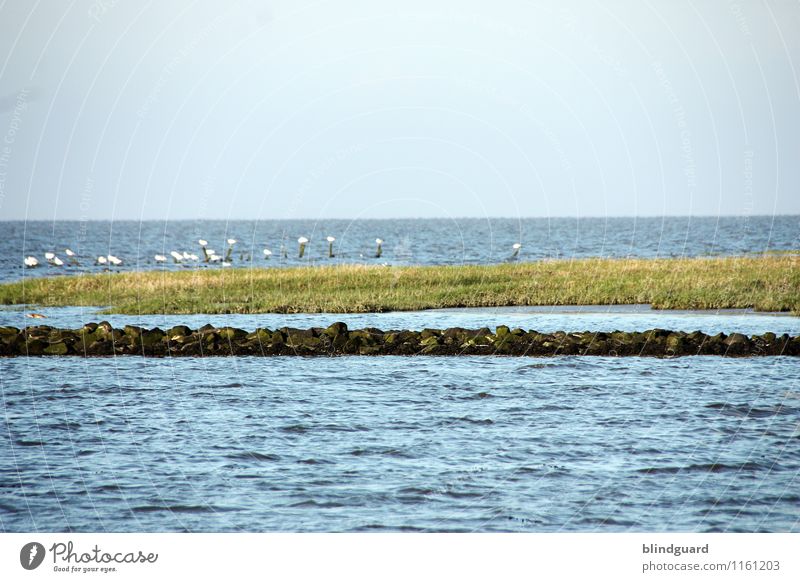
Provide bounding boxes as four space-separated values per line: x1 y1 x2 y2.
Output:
123 325 144 338
0 323 797 359
323 322 348 337
217 327 247 341
167 325 192 338
724 333 750 355
44 342 69 355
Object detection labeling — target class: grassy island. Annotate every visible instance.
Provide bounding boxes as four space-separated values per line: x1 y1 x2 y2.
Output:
0 256 797 315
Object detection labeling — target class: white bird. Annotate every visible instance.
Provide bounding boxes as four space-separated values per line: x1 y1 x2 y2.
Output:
326 236 336 258
154 254 167 263
96 256 108 265
198 239 210 262
24 256 39 267
209 253 222 262
225 238 237 262
511 242 522 259
298 236 309 258
221 261 231 267
170 251 183 263
64 248 79 265
45 252 64 267
187 253 199 261
262 248 273 258
107 255 122 266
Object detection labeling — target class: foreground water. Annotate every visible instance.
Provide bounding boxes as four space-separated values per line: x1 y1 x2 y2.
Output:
5 216 799 282
1 356 798 532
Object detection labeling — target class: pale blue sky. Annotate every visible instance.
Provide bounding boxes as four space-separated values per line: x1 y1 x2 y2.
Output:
0 0 798 220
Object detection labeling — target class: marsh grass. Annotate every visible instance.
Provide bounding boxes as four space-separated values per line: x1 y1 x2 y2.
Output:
1 257 797 315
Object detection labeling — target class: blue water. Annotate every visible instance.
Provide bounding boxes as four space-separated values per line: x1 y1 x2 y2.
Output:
3 216 799 282
1 356 798 532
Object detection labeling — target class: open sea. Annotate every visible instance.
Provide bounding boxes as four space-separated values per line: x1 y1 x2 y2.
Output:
2 215 799 282
1 217 799 532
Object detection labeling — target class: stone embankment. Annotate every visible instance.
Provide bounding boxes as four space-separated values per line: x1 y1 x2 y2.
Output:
1 322 798 357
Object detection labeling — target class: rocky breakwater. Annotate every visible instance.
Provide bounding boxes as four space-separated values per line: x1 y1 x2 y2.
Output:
1 323 799 357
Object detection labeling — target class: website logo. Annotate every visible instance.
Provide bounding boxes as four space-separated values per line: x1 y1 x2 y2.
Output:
20 542 46 570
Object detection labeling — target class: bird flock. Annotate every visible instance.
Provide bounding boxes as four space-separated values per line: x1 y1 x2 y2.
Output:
23 238 523 268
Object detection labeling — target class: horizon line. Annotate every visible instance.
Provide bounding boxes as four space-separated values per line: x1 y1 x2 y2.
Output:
1 213 798 222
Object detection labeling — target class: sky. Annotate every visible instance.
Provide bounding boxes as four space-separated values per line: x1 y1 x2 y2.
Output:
0 0 798 220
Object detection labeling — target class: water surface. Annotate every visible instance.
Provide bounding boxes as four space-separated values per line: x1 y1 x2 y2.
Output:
5 216 798 283
1 356 797 532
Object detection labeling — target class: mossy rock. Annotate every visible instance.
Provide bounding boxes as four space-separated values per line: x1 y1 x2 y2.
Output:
420 335 440 347
666 333 687 354
495 325 510 337
287 335 322 349
123 325 144 338
323 322 348 337
420 329 441 339
441 328 469 341
342 337 361 353
77 329 100 345
44 342 69 355
246 328 272 342
167 325 192 338
140 329 165 347
217 327 247 341
96 321 114 335
23 339 47 355
724 333 751 355
179 341 202 355
87 340 113 355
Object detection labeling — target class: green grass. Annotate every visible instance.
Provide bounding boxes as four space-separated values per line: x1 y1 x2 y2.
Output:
0 257 797 315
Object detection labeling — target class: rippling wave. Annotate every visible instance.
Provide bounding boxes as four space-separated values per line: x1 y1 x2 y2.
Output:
1 355 798 532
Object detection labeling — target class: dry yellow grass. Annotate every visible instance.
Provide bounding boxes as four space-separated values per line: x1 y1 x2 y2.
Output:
0 256 797 314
